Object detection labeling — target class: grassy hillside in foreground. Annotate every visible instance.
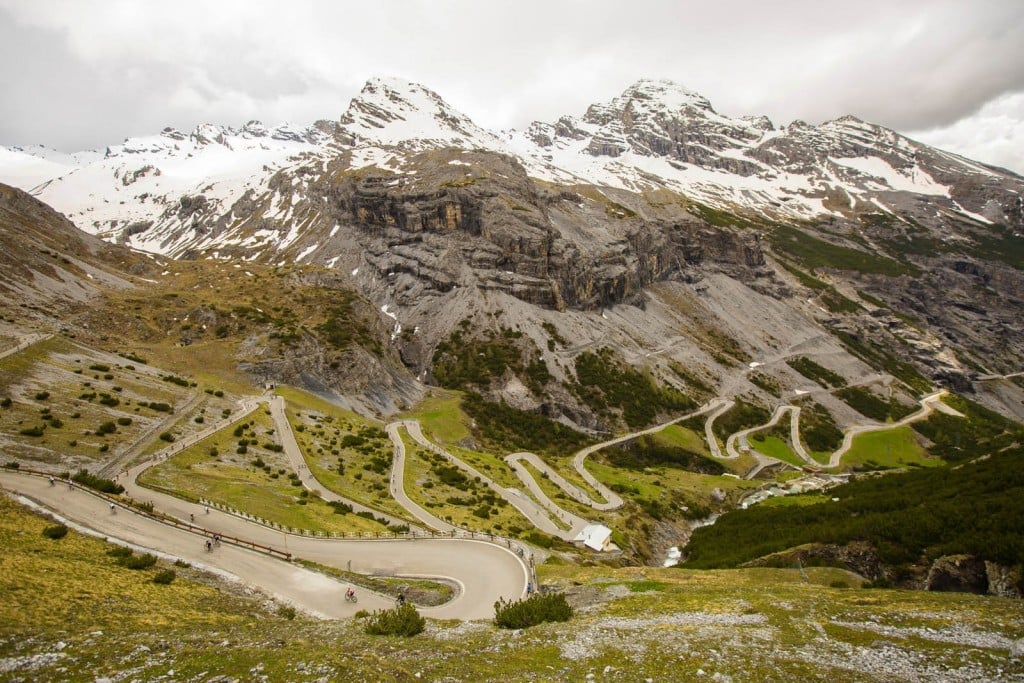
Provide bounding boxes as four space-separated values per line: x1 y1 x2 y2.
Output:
2 495 1022 682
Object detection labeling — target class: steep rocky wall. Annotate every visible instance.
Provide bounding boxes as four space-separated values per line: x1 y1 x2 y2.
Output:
314 155 773 312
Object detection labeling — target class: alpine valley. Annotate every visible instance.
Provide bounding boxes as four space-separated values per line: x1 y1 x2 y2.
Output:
1 77 1023 680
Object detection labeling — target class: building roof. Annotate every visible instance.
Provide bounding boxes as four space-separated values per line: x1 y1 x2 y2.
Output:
574 523 613 551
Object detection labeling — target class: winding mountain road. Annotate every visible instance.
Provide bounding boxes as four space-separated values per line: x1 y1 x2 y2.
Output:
1 391 531 620
714 389 958 472
1 329 972 619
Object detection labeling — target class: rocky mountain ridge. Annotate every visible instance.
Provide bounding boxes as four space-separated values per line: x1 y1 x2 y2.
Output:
2 77 1023 424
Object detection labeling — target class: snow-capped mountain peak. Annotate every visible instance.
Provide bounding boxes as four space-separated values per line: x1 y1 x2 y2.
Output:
0 75 1020 262
339 76 502 150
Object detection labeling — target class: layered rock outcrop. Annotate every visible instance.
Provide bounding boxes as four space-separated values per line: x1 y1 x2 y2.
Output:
314 150 772 312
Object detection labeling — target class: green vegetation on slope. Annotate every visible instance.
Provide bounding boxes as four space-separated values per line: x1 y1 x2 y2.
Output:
912 394 1024 462
573 347 697 429
842 426 932 471
684 447 1024 571
603 434 725 475
460 392 592 458
795 400 844 457
711 397 770 442
433 324 550 393
786 356 847 389
832 329 932 394
770 224 922 276
836 385 916 422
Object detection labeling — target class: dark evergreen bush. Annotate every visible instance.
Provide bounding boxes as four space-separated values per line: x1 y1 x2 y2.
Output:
364 604 425 636
152 569 176 584
494 592 572 629
42 524 68 540
121 553 157 570
71 469 124 494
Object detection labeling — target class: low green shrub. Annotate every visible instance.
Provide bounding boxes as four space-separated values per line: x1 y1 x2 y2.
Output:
72 469 124 494
42 524 68 540
494 592 573 629
121 553 157 570
364 604 425 636
152 569 176 585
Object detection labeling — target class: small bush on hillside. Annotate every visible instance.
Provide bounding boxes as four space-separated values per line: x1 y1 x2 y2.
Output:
42 524 68 540
34 391 50 401
71 469 124 494
107 546 133 559
494 592 573 629
0 397 12 408
152 569 176 585
121 553 158 570
277 605 297 620
159 432 175 442
364 604 425 636
328 500 353 515
19 425 45 437
116 417 133 426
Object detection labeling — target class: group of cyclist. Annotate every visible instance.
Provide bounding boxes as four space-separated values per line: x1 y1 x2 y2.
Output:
341 587 407 606
43 473 412 610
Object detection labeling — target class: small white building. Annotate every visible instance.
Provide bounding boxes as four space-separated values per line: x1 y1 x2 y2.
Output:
574 523 614 552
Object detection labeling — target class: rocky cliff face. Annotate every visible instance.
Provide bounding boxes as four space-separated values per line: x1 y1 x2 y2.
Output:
309 149 773 312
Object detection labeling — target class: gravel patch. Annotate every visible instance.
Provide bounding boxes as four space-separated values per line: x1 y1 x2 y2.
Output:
831 619 1019 651
0 652 66 673
793 639 1023 683
558 612 770 661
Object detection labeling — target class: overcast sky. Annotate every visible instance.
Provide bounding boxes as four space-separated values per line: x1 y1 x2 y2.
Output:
2 0 1023 174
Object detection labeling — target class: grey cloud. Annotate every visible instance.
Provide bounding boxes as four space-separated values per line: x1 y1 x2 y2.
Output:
2 0 1023 175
